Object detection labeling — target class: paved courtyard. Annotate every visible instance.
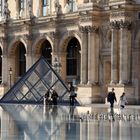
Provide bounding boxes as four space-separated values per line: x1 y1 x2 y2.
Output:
0 104 140 140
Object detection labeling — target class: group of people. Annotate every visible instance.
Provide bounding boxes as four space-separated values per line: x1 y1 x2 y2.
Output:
44 82 77 106
44 85 127 109
44 90 59 106
107 88 128 109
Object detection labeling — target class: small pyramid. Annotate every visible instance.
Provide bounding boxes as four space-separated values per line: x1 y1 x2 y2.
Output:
0 57 70 104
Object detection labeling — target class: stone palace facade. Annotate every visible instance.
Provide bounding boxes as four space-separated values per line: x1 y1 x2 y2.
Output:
0 0 140 104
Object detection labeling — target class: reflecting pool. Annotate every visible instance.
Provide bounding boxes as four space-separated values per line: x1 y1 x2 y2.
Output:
0 104 140 140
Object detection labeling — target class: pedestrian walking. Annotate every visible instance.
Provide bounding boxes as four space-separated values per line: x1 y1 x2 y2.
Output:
51 90 59 105
69 82 77 106
119 92 128 109
44 90 50 105
107 88 117 108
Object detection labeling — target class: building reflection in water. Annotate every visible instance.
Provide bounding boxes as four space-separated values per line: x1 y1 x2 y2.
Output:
0 104 140 140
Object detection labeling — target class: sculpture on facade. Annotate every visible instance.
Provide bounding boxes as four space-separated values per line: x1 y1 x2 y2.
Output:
3 0 10 20
55 0 62 15
28 0 32 18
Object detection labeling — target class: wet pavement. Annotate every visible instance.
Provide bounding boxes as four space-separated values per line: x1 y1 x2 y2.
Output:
0 104 140 140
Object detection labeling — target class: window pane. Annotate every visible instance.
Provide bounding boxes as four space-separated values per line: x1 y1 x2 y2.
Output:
18 43 26 77
67 59 77 75
43 0 47 6
0 0 3 16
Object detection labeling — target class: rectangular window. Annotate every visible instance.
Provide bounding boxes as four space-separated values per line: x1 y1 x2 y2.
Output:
42 0 50 16
43 0 47 6
19 0 24 10
69 0 75 12
0 0 3 16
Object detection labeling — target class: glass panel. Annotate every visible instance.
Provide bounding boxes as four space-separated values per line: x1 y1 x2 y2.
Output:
43 6 47 16
36 60 50 76
19 84 29 96
43 0 47 6
21 96 28 101
18 43 26 77
27 71 40 85
34 81 48 96
15 91 23 100
0 0 3 16
30 88 42 101
52 81 69 99
26 92 37 101
43 70 58 87
0 57 69 104
12 96 18 101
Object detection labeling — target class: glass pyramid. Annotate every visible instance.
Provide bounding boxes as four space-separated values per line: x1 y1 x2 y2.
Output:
0 57 70 104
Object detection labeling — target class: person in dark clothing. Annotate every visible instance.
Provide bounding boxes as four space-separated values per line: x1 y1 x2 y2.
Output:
69 82 76 106
107 88 117 108
51 90 59 105
44 90 50 105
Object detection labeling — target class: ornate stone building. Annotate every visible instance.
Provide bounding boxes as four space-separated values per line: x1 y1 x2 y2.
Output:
0 0 140 104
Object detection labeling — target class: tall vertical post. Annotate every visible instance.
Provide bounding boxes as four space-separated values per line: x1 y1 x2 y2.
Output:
87 26 99 85
119 20 131 84
110 21 119 84
9 67 12 88
79 26 88 84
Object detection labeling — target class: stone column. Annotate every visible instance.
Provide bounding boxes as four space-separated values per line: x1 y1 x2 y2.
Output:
80 26 88 84
0 37 7 85
25 35 33 71
27 0 32 18
119 20 131 84
87 26 99 85
39 0 43 16
110 21 119 84
59 52 67 81
26 52 32 71
1 54 8 85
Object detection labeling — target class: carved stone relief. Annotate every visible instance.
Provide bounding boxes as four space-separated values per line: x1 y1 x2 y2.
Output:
79 26 98 33
100 22 111 48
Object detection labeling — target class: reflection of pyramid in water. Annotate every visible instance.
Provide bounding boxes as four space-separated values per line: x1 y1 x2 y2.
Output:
0 57 70 104
1 104 75 140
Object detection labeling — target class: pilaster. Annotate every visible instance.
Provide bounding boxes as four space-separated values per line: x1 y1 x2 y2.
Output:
16 0 19 18
110 21 119 84
0 36 7 86
119 20 131 84
79 26 88 84
87 25 99 85
23 34 33 71
1 54 8 85
39 0 43 17
59 52 67 81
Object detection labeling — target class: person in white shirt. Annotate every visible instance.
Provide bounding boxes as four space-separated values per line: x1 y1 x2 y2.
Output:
119 92 128 109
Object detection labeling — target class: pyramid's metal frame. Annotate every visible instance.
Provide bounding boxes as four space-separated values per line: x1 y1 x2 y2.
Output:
0 56 70 104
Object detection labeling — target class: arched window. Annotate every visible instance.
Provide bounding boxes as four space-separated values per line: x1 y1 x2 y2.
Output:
17 42 26 77
67 38 80 81
41 40 52 64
